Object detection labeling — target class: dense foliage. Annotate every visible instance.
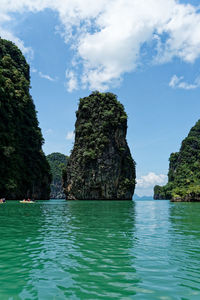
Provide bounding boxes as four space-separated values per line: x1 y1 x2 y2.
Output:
63 91 136 200
74 91 128 161
0 38 51 199
47 153 68 198
154 120 200 201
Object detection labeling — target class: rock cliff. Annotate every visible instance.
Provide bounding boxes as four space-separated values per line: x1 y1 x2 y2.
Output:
154 120 200 201
63 91 136 200
47 152 68 199
0 38 51 199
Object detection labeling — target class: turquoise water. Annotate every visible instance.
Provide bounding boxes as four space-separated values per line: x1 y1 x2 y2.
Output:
0 199 200 299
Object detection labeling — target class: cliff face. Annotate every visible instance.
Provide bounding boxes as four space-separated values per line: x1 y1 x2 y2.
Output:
154 120 200 201
0 38 51 199
63 92 136 200
47 153 68 199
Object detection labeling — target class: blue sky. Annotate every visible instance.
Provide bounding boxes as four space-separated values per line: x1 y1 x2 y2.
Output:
1 0 200 196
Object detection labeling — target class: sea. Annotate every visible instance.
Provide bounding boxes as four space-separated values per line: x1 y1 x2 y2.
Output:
0 199 199 299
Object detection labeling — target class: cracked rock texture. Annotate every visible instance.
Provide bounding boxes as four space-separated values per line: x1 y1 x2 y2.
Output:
63 92 136 200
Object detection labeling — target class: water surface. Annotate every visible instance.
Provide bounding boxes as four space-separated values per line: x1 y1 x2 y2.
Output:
0 199 200 299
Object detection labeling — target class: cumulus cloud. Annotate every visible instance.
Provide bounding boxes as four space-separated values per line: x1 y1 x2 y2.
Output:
0 26 33 59
169 74 200 90
1 0 200 90
135 172 167 196
66 131 75 140
66 70 78 92
137 172 167 189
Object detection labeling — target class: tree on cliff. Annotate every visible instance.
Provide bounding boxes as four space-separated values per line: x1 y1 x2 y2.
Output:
0 38 51 199
63 91 136 200
47 153 68 199
154 120 200 201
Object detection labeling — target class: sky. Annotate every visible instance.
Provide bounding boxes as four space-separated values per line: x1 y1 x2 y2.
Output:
1 0 200 196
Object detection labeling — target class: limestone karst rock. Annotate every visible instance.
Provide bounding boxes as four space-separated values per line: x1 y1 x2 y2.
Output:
154 119 200 201
63 91 136 200
47 152 68 199
0 38 51 199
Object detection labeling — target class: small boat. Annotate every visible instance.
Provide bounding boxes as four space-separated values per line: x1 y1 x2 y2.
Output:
20 200 35 203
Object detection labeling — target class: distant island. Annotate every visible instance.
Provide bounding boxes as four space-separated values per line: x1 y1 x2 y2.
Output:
47 153 68 199
154 120 200 202
133 194 154 201
63 91 136 200
0 38 51 199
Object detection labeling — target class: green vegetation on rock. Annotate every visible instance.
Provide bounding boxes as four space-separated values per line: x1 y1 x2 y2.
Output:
63 91 136 200
0 38 51 199
47 153 68 198
154 120 200 201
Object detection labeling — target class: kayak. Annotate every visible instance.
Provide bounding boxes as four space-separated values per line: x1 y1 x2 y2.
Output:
20 201 35 203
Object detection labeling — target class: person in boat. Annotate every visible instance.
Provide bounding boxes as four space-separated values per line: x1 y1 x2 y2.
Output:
27 198 31 202
2 198 5 203
0 199 3 203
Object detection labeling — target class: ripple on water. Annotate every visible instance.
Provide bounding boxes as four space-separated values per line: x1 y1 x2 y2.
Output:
0 200 200 299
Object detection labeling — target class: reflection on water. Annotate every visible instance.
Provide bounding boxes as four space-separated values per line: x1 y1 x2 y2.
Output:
64 201 137 299
169 203 200 298
0 202 44 299
0 200 200 299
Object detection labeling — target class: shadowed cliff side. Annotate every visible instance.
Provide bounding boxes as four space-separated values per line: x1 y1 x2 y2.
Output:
0 38 51 199
63 91 136 200
47 153 68 199
154 120 200 202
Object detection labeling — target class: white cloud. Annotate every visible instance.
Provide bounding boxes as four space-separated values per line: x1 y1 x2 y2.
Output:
66 131 75 140
169 75 182 88
66 70 78 92
30 68 56 81
38 71 56 82
31 67 37 73
135 172 167 196
169 74 200 90
0 26 33 59
1 0 200 90
137 172 167 189
156 3 200 64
